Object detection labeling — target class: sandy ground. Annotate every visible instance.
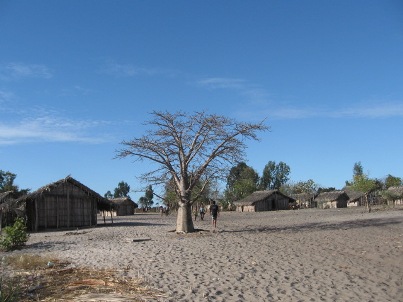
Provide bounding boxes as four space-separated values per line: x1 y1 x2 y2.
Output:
2 206 403 301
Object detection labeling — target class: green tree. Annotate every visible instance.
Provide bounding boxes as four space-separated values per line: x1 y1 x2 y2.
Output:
353 161 364 179
351 174 378 212
384 174 402 189
260 161 290 190
145 185 154 206
162 179 179 211
292 179 318 194
259 161 276 190
138 196 149 209
113 181 130 198
138 185 154 209
0 217 29 251
317 187 336 194
225 162 259 204
104 190 113 199
116 111 268 233
0 170 29 196
346 161 366 187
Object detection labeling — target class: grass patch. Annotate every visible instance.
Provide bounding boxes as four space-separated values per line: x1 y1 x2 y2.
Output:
4 254 56 270
2 254 166 301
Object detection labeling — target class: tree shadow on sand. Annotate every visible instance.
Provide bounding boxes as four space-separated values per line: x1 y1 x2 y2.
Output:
220 217 403 234
96 221 168 228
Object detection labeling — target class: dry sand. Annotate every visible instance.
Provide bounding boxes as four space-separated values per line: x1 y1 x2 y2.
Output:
3 206 403 301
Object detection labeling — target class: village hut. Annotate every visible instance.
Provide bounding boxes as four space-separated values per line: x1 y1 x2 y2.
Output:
314 190 349 209
291 193 317 208
107 197 138 216
385 186 403 205
343 188 366 207
234 190 294 212
16 176 111 231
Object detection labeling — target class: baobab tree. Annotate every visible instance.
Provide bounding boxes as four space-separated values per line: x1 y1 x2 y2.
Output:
116 111 268 233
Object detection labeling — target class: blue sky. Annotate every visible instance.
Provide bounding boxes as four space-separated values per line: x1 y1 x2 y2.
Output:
1 1 402 202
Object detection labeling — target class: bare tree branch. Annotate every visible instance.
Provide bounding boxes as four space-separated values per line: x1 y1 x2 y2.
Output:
116 110 269 232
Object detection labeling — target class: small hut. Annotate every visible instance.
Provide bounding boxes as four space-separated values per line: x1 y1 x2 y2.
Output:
107 197 138 216
385 186 403 205
234 190 294 212
16 176 111 231
314 191 348 209
344 188 366 207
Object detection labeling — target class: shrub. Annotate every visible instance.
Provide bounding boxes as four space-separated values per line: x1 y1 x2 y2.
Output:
0 218 29 251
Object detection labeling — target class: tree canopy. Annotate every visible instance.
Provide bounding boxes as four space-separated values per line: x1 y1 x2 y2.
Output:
260 161 290 190
138 185 154 209
225 162 259 203
384 174 402 188
0 170 29 197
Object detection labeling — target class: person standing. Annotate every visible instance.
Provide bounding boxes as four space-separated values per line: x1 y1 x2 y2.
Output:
210 200 219 229
199 204 205 220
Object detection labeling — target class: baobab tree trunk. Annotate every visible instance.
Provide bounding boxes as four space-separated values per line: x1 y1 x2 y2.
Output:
176 203 195 233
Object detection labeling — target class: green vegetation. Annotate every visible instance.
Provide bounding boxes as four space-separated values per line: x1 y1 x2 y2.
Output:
0 218 29 251
0 276 20 302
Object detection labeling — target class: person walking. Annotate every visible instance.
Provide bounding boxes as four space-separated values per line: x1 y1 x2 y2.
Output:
210 200 219 229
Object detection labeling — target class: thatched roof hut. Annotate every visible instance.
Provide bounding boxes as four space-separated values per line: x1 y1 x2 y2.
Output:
385 186 403 205
343 187 366 207
314 191 348 209
107 197 138 216
234 190 294 212
387 186 403 195
16 176 111 231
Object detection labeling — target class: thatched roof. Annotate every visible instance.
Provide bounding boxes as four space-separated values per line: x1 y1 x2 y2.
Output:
0 191 25 215
387 186 403 195
109 197 138 208
0 191 14 203
16 176 111 209
314 190 348 202
234 190 295 206
291 193 316 201
343 187 365 202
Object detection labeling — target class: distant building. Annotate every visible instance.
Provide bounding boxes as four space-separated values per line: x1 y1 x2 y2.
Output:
107 197 138 216
386 186 403 205
314 191 349 209
344 188 366 207
234 190 294 212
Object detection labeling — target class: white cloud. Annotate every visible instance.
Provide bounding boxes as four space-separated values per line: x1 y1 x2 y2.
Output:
238 101 403 120
0 90 15 103
333 101 403 118
100 61 176 78
60 85 93 97
197 77 246 89
198 76 403 121
0 62 53 80
0 114 111 145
